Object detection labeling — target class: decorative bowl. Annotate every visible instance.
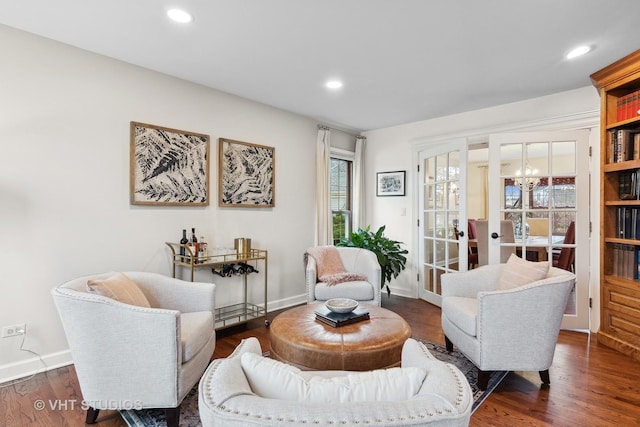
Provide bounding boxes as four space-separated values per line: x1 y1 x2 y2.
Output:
325 298 359 314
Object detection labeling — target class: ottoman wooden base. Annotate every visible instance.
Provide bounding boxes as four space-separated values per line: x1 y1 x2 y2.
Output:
269 303 412 371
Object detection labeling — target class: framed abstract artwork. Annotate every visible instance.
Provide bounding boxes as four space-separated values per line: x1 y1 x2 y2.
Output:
219 138 274 207
130 122 209 206
376 170 406 196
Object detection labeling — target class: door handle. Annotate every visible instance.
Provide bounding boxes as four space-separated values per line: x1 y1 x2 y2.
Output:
457 230 465 237
491 232 502 239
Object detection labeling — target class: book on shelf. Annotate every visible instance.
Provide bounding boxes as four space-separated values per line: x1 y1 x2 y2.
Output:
608 129 640 163
616 207 640 239
617 89 640 122
612 243 640 280
314 306 370 327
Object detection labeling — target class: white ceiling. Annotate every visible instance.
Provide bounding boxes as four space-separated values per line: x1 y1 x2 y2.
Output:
2 0 639 132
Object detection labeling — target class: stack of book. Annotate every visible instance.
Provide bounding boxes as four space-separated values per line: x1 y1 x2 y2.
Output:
608 129 640 163
612 243 640 280
617 89 640 122
616 207 640 239
315 307 370 328
618 169 640 200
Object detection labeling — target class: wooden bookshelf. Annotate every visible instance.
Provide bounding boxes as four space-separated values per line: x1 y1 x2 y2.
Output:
591 49 640 361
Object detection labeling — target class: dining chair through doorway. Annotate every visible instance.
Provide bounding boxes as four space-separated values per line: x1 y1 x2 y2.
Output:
552 221 576 272
475 220 516 266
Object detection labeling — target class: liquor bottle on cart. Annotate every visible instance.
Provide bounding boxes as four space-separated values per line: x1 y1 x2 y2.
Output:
189 228 199 263
198 235 208 260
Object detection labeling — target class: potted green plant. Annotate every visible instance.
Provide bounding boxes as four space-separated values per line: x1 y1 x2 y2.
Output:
337 225 408 296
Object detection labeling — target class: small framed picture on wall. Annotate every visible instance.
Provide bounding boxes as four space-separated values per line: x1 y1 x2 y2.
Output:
376 170 406 197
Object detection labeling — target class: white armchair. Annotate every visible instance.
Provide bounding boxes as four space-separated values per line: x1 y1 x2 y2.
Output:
51 271 216 426
305 247 382 306
198 337 472 427
441 263 575 390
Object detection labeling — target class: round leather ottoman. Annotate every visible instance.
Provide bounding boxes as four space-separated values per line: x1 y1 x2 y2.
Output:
269 303 412 371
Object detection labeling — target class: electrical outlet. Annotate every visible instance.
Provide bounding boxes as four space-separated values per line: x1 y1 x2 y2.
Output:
2 323 26 338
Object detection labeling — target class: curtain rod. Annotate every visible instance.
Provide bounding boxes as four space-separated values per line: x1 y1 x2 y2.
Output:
317 124 363 138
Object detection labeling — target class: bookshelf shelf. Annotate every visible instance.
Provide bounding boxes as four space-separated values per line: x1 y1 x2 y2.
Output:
605 116 640 131
592 49 640 361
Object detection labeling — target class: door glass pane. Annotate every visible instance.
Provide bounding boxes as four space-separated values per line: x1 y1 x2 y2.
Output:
424 157 434 183
448 182 460 210
552 211 576 236
425 184 434 208
424 238 434 263
449 151 460 181
552 178 576 209
423 211 434 233
527 142 549 176
447 240 459 269
435 183 445 209
501 143 522 176
424 265 435 293
435 240 445 265
436 154 447 181
552 140 576 175
435 212 447 238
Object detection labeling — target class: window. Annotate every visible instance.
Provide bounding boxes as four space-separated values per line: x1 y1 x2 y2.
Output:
330 157 352 245
503 177 576 235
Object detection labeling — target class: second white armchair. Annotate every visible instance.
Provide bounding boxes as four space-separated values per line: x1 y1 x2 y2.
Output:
441 259 575 390
305 247 382 306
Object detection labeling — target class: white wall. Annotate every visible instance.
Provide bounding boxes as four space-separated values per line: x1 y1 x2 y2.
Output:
0 24 317 381
0 23 605 383
362 87 601 308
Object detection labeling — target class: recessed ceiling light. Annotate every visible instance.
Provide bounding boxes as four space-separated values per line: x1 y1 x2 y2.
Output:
167 9 193 23
566 45 591 59
325 80 343 89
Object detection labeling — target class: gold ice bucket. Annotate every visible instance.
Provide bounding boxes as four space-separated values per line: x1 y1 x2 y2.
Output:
234 238 252 257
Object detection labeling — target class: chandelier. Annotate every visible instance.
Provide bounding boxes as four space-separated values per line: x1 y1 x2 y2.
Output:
514 163 540 191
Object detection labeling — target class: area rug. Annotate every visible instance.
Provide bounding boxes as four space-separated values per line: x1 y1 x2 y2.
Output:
120 340 507 426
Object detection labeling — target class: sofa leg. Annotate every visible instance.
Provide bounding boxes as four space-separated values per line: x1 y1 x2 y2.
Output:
477 369 490 391
539 369 550 386
85 407 99 424
444 336 453 352
165 406 180 427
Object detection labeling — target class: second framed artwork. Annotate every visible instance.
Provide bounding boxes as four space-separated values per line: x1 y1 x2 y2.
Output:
376 170 406 197
219 138 275 207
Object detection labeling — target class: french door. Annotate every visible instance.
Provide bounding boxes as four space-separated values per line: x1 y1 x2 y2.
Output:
487 130 590 329
418 139 468 306
416 131 590 330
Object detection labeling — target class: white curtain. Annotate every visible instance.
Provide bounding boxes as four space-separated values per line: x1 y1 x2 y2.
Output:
315 127 332 246
353 136 366 231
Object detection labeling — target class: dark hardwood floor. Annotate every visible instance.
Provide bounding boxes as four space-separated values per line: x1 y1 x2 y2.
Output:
2 295 640 426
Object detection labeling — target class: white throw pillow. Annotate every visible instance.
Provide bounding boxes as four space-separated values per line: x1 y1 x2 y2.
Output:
240 352 303 400
240 352 426 403
301 367 426 403
497 253 549 291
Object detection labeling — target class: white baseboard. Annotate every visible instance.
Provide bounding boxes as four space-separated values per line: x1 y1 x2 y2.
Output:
0 349 73 385
386 286 417 299
265 294 306 311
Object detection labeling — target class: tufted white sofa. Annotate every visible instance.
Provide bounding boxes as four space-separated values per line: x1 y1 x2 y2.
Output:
198 337 472 427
